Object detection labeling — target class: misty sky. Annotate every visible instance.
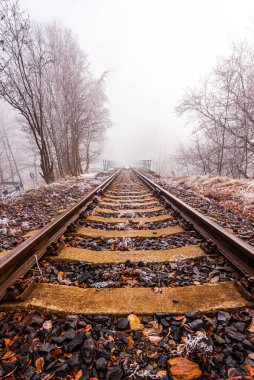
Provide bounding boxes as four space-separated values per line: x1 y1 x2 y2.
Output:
20 0 254 164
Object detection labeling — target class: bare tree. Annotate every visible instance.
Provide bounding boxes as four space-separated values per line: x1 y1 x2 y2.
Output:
0 2 110 183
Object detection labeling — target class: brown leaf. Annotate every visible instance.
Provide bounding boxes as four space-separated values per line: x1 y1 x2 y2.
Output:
75 370 84 380
168 357 202 380
127 336 134 348
127 314 144 330
1 351 16 360
108 335 115 342
175 315 185 321
111 242 117 251
4 338 11 350
245 364 254 376
51 348 62 358
35 357 44 373
84 324 92 332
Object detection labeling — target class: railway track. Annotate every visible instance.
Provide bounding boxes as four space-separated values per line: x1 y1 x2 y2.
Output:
0 169 254 379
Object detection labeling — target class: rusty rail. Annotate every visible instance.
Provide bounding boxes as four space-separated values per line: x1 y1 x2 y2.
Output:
134 169 254 277
0 170 120 300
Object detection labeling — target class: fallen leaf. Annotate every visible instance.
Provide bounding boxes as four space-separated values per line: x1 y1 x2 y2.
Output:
245 364 254 376
84 324 92 332
35 357 44 373
168 357 202 380
1 351 16 360
127 336 134 348
4 338 10 350
147 335 163 345
75 370 84 380
127 314 144 330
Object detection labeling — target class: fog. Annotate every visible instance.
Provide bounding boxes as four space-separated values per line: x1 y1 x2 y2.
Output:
20 0 254 165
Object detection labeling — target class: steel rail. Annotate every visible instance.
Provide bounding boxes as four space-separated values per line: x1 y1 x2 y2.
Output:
0 170 120 300
134 169 254 277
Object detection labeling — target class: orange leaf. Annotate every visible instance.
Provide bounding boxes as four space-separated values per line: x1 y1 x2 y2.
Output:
245 364 254 376
51 348 62 358
36 357 44 373
127 336 134 348
84 324 92 332
75 370 84 380
4 338 11 350
1 351 15 360
175 315 185 321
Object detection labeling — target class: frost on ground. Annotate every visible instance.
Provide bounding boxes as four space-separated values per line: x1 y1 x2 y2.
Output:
162 175 254 217
0 171 114 252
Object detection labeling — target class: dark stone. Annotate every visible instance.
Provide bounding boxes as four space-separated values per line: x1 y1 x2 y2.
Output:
22 366 36 378
244 358 254 367
106 365 124 380
157 355 168 368
78 321 87 328
233 322 246 332
69 353 80 367
124 260 132 268
81 338 94 365
117 318 129 330
52 335 66 344
232 350 244 362
225 355 236 367
242 339 254 351
67 331 84 352
38 342 55 353
106 342 114 350
83 338 95 350
189 319 203 330
99 350 111 361
213 334 225 345
55 363 69 377
64 328 76 340
133 329 142 341
116 332 128 344
78 271 91 284
185 312 196 320
217 311 231 323
96 357 108 372
225 328 246 342
222 347 233 356
160 318 169 327
2 364 15 375
92 368 99 378
31 315 44 326
45 359 58 371
142 317 149 324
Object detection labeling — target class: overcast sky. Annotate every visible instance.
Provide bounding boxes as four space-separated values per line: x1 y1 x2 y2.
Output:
20 0 254 164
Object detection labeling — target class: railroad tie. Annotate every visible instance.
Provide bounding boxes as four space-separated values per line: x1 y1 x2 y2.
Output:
2 282 251 315
86 214 173 223
94 206 165 214
49 245 205 264
75 226 185 238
